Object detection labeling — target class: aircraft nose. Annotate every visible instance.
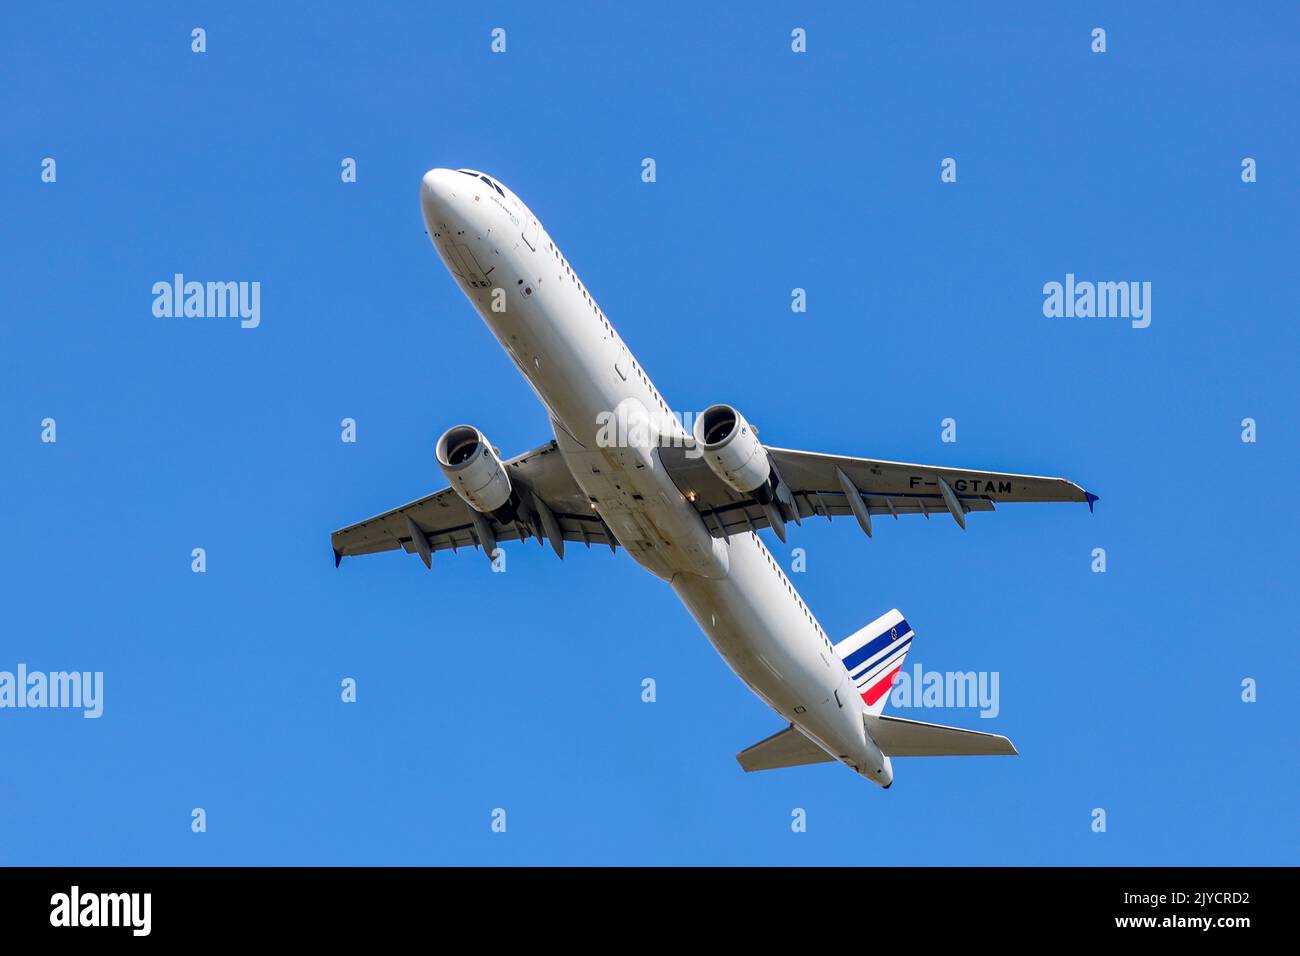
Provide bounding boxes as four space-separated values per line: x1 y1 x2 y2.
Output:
420 168 461 224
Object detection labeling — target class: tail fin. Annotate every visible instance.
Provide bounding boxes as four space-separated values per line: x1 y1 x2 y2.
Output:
834 608 914 716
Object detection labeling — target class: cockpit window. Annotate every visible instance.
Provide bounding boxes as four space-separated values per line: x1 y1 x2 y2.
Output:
457 170 504 196
475 174 505 197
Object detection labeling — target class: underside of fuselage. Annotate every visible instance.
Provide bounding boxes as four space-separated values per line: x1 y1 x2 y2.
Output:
416 167 885 779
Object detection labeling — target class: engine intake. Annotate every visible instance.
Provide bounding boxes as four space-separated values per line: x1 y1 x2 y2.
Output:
693 404 775 503
436 424 519 520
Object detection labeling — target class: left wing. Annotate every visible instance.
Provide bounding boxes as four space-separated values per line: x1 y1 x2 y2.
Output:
737 725 836 772
331 440 617 567
660 444 1094 540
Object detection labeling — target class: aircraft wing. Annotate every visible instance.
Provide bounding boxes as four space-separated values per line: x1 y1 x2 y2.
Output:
659 444 1094 539
331 440 616 566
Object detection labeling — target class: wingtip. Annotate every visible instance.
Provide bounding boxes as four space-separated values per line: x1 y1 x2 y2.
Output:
1085 492 1099 513
333 548 343 568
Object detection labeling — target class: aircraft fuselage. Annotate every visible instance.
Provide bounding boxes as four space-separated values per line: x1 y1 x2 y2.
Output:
419 168 890 786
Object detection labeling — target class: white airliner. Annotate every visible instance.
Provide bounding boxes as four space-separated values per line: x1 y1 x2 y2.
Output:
332 168 1097 788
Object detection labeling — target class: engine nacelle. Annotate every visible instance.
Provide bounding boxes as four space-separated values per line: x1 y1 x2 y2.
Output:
436 424 518 520
692 404 776 502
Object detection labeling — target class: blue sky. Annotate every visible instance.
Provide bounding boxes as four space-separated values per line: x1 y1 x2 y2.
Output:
2 2 1296 865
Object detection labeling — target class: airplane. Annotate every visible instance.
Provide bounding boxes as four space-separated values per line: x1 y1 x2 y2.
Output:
331 167 1097 788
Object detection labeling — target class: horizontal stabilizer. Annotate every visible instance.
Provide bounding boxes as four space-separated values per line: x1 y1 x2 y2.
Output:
864 713 1017 757
737 725 835 772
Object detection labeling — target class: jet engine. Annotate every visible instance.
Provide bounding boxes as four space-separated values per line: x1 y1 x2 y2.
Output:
435 424 520 522
692 404 778 504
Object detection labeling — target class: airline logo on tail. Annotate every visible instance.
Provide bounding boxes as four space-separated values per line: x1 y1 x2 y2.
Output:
834 609 914 714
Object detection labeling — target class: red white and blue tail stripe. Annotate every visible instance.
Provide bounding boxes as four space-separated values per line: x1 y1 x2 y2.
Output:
834 609 914 716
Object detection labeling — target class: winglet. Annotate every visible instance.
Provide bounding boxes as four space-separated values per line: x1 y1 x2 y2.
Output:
333 548 343 568
1085 492 1099 513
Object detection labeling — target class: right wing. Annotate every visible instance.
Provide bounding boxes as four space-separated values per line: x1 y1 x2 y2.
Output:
330 440 617 566
864 714 1018 757
661 444 1095 539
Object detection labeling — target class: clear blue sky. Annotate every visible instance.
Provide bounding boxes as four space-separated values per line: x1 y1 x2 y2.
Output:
2 2 1296 865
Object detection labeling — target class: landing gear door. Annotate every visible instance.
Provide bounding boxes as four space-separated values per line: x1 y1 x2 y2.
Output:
521 214 539 251
449 242 490 290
